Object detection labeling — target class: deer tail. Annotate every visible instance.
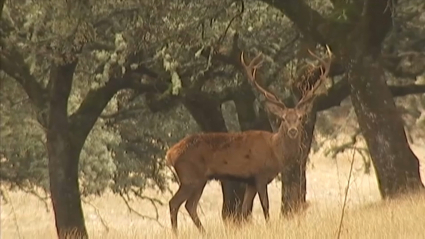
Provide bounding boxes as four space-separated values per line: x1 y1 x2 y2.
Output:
165 149 180 185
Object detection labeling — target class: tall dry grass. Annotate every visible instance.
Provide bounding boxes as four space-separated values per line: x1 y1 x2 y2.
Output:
2 144 424 239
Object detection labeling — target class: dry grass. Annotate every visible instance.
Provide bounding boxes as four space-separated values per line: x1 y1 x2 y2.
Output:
2 144 424 239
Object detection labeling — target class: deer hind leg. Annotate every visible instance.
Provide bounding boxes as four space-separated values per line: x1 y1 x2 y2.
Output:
241 184 257 221
169 184 194 233
256 182 270 221
185 181 207 233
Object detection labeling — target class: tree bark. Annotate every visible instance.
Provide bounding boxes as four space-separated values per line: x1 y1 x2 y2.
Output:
47 62 88 238
347 56 424 198
343 0 424 198
47 135 87 239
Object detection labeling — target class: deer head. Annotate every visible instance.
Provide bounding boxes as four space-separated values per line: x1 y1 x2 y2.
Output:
240 47 332 139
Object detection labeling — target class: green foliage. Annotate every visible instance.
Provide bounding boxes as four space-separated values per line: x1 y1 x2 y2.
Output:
0 77 49 191
1 0 424 202
78 120 120 196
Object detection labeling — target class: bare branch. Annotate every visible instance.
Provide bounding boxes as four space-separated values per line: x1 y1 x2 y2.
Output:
216 0 245 46
81 199 110 232
324 129 361 158
2 190 22 239
118 193 164 228
20 187 50 212
131 188 164 222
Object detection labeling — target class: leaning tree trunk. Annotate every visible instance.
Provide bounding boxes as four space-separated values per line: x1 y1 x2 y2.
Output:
280 110 316 215
47 134 87 239
46 63 88 238
347 56 424 198
182 93 246 221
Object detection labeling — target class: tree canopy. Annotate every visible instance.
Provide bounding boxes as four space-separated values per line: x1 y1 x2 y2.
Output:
1 0 424 237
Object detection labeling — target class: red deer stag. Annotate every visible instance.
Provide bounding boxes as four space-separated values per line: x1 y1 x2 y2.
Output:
166 47 332 233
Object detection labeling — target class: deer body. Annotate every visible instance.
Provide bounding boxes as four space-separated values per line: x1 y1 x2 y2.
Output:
167 131 293 184
167 123 306 180
167 49 332 233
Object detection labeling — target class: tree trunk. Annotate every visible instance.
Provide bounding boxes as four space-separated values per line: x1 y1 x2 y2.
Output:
182 93 246 221
280 111 315 215
233 89 272 132
347 56 424 198
47 134 87 238
279 68 321 216
219 181 246 221
47 62 88 238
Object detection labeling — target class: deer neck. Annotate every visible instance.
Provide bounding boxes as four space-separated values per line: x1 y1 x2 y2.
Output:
271 124 303 164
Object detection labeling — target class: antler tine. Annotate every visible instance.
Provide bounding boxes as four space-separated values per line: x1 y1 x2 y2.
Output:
307 45 332 81
240 52 287 108
298 46 333 106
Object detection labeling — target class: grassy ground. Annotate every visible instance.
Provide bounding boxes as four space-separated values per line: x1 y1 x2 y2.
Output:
1 143 424 239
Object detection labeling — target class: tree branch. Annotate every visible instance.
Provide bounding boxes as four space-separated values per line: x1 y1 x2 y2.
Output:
69 79 126 146
0 48 48 110
259 0 331 45
315 78 350 111
316 79 425 112
390 84 425 97
69 64 170 145
118 192 164 228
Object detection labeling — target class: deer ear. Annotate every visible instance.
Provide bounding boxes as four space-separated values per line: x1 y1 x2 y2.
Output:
265 102 285 117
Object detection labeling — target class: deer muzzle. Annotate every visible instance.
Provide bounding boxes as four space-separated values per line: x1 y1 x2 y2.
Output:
288 128 298 138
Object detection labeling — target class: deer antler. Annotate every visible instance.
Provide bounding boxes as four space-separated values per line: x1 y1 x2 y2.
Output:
240 52 287 109
297 46 333 107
